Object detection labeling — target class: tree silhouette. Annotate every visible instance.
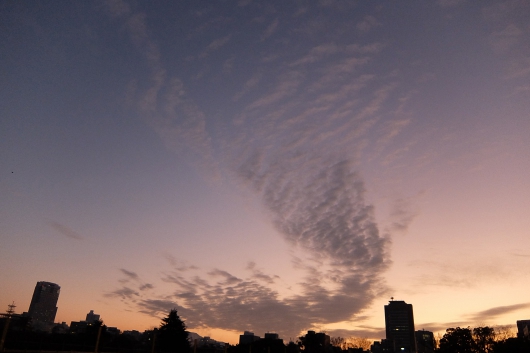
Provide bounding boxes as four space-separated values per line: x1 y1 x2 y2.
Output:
492 336 530 353
347 336 372 350
299 332 330 353
438 327 474 353
157 309 190 353
473 326 495 353
330 337 346 350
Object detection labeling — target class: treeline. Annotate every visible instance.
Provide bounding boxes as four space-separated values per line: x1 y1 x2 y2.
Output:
437 325 530 353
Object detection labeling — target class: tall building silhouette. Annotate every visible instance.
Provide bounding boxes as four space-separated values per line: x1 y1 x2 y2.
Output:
415 330 435 353
86 310 100 323
385 299 416 353
28 281 60 325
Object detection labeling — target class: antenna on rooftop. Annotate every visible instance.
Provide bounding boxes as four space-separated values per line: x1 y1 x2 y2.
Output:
6 302 16 316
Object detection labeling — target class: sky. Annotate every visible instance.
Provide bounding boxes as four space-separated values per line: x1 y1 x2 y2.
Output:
1 0 530 345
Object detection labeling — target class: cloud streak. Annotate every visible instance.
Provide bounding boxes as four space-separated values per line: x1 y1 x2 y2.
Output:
467 303 530 322
103 0 216 175
49 221 83 240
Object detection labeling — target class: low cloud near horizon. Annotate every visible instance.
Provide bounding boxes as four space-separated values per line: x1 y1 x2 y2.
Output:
107 267 525 339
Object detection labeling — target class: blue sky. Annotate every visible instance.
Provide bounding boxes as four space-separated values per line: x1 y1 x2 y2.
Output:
1 0 530 343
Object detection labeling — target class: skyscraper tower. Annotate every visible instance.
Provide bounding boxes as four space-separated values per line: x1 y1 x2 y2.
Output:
385 299 416 353
27 281 60 325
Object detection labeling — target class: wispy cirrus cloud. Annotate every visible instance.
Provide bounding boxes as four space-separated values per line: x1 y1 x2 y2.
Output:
387 197 419 234
49 221 83 240
467 303 530 322
199 35 231 58
411 258 511 289
511 252 530 258
261 18 279 40
327 326 386 340
356 15 381 32
103 0 216 175
120 269 139 281
417 303 530 332
488 24 523 53
482 1 530 82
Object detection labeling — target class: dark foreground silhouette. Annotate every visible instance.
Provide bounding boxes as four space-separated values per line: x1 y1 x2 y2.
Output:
1 310 529 353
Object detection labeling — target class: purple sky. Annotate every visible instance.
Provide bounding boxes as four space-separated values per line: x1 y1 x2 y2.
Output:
1 0 529 344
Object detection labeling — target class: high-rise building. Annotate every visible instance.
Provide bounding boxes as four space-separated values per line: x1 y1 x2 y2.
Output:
239 331 260 345
415 330 435 353
385 299 416 353
27 281 60 325
517 320 530 339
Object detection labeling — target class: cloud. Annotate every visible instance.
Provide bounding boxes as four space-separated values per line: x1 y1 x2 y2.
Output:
49 221 83 240
291 43 340 66
233 72 263 101
262 18 279 40
437 0 465 8
141 34 401 340
208 269 242 285
503 57 530 79
139 299 184 316
509 84 530 97
139 283 154 291
327 327 386 340
467 303 530 322
222 156 390 335
411 258 511 289
102 0 216 175
374 118 412 157
413 319 518 336
104 0 131 17
387 197 418 234
488 24 522 53
415 321 470 333
199 35 231 58
140 270 298 334
110 239 388 338
259 160 389 273
120 269 139 281
105 286 140 300
109 269 156 298
356 15 380 32
101 2 421 340
163 253 199 271
511 252 530 258
246 262 279 284
482 1 530 81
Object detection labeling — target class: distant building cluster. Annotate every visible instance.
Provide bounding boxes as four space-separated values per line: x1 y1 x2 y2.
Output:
192 335 228 350
1 281 120 335
69 309 118 335
239 331 285 345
